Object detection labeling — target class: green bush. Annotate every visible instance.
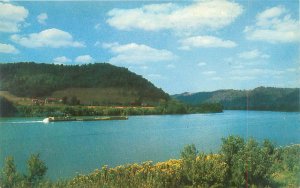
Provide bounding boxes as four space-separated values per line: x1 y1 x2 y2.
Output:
1 136 299 187
1 156 19 188
27 154 48 184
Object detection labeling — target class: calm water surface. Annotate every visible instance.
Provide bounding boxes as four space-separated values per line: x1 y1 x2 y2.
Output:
0 110 299 180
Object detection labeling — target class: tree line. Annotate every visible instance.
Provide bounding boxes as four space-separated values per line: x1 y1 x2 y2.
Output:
0 99 223 117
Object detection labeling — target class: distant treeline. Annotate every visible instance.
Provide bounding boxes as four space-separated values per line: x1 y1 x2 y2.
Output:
0 62 169 105
174 86 300 112
0 97 222 117
1 136 299 187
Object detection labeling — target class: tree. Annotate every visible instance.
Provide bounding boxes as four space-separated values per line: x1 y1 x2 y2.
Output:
70 96 80 105
1 156 18 188
181 144 197 185
0 97 17 117
220 136 275 187
27 154 47 184
220 135 245 186
62 96 68 104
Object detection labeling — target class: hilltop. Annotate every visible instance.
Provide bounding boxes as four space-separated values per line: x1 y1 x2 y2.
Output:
173 87 300 112
0 62 169 106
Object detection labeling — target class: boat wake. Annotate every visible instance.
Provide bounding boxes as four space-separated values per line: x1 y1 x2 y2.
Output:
4 120 44 124
42 118 49 123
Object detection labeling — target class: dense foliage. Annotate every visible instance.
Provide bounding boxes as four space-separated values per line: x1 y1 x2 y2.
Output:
174 86 300 111
0 96 17 117
1 154 47 188
1 136 299 187
9 100 222 117
0 62 169 105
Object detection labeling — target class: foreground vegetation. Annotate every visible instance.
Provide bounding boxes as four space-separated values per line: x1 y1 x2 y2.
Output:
1 136 299 187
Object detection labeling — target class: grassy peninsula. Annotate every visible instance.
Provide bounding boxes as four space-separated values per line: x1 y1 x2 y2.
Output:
1 136 299 188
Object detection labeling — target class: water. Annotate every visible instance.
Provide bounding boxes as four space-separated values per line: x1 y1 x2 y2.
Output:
0 110 299 180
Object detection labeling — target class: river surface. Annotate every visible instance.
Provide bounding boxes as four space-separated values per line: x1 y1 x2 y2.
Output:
0 110 299 180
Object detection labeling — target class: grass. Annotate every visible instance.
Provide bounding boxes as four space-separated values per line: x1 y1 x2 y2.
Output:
0 91 32 105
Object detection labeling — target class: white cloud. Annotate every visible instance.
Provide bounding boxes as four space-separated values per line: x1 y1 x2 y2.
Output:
0 2 28 32
286 67 300 73
146 74 166 80
197 62 207 67
74 55 94 64
53 56 71 64
286 68 296 72
180 36 237 49
230 68 285 81
11 28 85 48
103 42 175 65
212 76 222 80
0 42 18 53
94 23 101 30
37 13 48 25
202 71 216 75
107 0 243 35
167 64 175 69
230 76 255 81
256 6 286 23
238 49 269 59
94 41 101 47
140 65 148 70
245 6 300 43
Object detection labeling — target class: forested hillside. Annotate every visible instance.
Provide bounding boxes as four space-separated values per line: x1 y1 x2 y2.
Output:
173 87 300 111
0 62 169 105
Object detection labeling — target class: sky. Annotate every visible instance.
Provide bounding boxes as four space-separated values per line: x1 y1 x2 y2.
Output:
0 0 299 94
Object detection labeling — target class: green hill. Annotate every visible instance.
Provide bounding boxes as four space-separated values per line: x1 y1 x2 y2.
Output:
0 62 169 106
173 87 300 111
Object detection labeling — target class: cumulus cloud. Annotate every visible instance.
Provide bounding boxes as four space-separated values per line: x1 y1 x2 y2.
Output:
197 62 207 67
202 71 216 75
147 74 164 80
238 49 269 59
37 13 48 24
11 28 85 48
74 55 94 64
0 42 18 53
244 6 300 43
103 42 176 65
53 56 71 64
166 64 175 69
230 68 285 80
212 77 222 80
0 2 28 32
180 35 237 49
286 67 300 73
107 0 243 35
94 23 101 30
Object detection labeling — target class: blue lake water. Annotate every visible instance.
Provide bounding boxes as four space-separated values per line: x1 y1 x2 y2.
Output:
0 110 299 180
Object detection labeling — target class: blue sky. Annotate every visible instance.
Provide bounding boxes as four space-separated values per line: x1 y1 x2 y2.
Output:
0 0 299 94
